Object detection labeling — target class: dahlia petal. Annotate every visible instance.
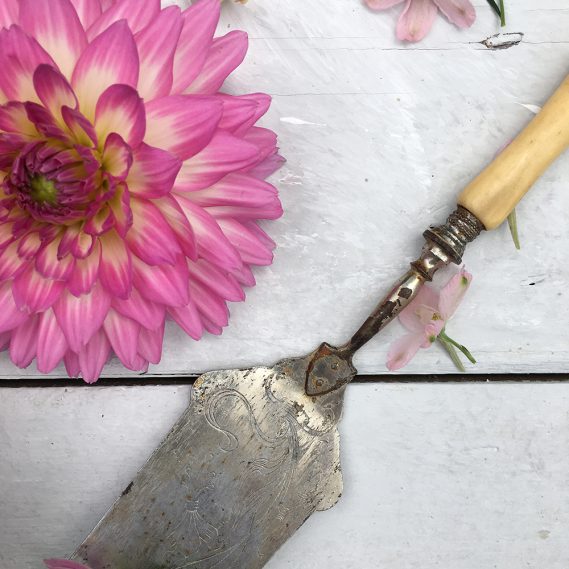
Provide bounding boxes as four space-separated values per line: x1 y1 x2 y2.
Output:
0 242 29 281
36 237 75 280
9 314 39 369
189 279 229 330
19 0 87 79
33 65 78 126
175 195 242 270
69 0 102 30
396 0 438 42
230 263 256 287
37 309 68 373
174 132 260 192
137 323 164 364
87 0 161 40
102 133 133 180
168 301 203 341
171 0 220 94
95 85 145 149
61 106 98 147
99 230 132 299
108 183 133 238
71 231 95 259
0 282 27 333
243 127 278 164
24 102 69 142
135 6 183 101
68 243 100 296
13 266 65 312
112 287 165 330
83 204 114 236
433 0 476 28
72 20 139 121
0 102 39 138
201 316 223 336
57 224 80 259
132 255 190 307
246 153 286 179
188 259 244 302
54 287 111 352
365 0 406 9
216 218 274 266
153 195 196 260
0 0 18 29
242 221 276 251
0 25 56 103
103 308 140 369
185 31 248 95
64 351 80 378
145 96 222 161
17 231 42 260
126 198 182 265
127 144 182 199
77 328 110 383
218 93 271 136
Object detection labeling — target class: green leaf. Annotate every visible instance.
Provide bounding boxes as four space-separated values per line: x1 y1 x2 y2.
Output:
507 208 521 250
438 337 466 372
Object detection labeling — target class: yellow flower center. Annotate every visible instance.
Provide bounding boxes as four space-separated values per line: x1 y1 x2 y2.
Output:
29 175 58 205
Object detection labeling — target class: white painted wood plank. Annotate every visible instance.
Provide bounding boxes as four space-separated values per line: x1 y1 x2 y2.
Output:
2 383 569 568
1 0 568 379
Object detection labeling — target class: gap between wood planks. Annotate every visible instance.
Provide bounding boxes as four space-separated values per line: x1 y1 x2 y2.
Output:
2 374 569 388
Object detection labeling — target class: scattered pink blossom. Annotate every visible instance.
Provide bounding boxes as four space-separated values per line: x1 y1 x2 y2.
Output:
0 0 283 381
44 561 91 569
365 0 476 42
387 267 474 371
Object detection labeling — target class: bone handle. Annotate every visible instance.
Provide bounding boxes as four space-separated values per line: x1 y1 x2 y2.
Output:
458 74 569 230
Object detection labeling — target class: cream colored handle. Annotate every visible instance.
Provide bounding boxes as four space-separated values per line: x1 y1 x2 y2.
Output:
458 74 569 230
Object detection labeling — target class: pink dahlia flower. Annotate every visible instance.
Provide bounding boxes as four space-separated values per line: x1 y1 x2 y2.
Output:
365 0 476 42
0 0 283 382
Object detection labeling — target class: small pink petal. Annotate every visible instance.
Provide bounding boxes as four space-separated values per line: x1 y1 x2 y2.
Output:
0 242 29 281
433 0 476 28
153 195 196 260
95 84 145 149
9 314 39 368
67 241 100 296
0 281 27 333
168 300 203 340
103 309 140 369
72 20 139 121
127 144 182 199
13 266 65 312
87 0 160 40
0 0 18 29
189 278 229 330
132 255 190 308
61 106 98 147
135 5 183 101
17 231 43 260
83 204 114 237
217 93 271 136
137 324 164 364
175 195 242 270
174 132 260 192
246 153 286 179
102 133 133 180
386 332 426 371
216 218 274 266
19 0 87 79
243 127 278 164
77 328 110 383
0 25 56 103
63 351 80 378
112 287 165 330
54 286 111 352
36 237 75 281
126 198 182 265
397 0 438 42
98 230 132 300
144 96 222 161
399 285 439 332
69 0 102 30
230 263 256 287
188 259 244 302
0 102 39 138
185 30 248 95
37 309 68 373
365 0 406 10
107 183 133 238
438 267 472 321
33 65 78 127
171 0 220 94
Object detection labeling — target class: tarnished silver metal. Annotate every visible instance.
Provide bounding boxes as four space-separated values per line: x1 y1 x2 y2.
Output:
71 206 484 569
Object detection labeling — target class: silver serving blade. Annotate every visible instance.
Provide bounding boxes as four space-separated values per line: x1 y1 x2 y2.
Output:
72 208 482 568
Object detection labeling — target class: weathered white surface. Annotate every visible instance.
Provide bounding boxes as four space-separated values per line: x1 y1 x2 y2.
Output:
2 383 569 568
1 0 569 378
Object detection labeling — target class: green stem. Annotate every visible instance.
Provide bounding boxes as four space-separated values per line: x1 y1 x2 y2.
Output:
439 330 477 365
438 338 466 373
507 208 521 250
498 0 506 26
485 0 501 18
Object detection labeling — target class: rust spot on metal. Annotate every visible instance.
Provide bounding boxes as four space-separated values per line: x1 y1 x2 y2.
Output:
121 482 134 497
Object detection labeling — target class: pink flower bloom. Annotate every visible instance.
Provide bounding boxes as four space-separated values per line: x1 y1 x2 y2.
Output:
0 0 283 382
44 561 91 569
387 268 473 371
365 0 476 42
